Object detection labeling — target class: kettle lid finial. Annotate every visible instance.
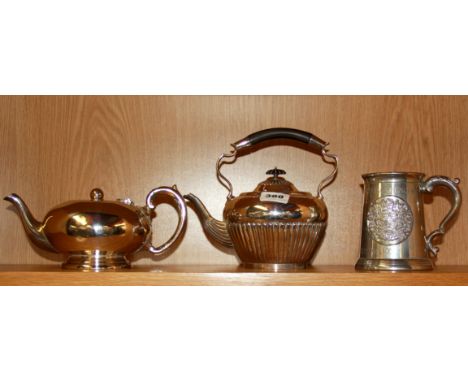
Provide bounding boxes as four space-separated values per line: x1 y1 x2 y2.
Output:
90 188 104 201
266 167 286 179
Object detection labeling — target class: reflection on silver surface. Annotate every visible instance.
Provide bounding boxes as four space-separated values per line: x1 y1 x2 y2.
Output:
245 203 303 220
66 213 127 237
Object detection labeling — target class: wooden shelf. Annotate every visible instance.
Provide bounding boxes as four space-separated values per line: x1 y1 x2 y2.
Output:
2 97 468 286
1 265 468 285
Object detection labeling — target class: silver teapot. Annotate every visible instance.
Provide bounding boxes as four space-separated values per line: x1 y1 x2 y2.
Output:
5 187 187 271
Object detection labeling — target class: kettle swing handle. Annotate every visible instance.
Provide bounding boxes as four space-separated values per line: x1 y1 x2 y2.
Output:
216 127 338 199
145 186 188 255
420 176 462 258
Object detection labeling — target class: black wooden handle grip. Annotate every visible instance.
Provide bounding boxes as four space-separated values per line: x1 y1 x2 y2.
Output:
232 128 327 153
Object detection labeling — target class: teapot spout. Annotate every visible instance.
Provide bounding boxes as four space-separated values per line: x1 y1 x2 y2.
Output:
184 193 233 248
4 194 56 252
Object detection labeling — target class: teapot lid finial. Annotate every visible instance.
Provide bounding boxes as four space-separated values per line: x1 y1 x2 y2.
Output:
90 188 104 201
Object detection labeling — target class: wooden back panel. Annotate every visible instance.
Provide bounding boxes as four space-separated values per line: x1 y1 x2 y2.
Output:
1 96 467 265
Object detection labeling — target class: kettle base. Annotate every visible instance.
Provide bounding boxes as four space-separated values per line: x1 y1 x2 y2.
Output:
62 251 131 272
240 262 308 272
355 258 434 272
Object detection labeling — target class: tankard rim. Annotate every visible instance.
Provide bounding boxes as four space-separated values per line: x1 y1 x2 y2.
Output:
362 171 425 180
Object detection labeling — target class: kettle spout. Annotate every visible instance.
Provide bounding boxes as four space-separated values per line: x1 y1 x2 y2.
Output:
4 193 56 252
184 193 233 248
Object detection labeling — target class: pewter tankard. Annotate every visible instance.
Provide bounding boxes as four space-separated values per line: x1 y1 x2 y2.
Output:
356 172 461 271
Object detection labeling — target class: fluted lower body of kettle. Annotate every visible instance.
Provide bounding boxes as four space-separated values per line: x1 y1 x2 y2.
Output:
228 221 326 270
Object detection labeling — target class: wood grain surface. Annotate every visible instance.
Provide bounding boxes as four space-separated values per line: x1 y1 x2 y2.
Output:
1 96 467 267
1 265 468 286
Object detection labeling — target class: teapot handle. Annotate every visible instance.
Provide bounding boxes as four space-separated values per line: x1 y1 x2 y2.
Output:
145 186 187 255
217 127 338 200
421 176 462 258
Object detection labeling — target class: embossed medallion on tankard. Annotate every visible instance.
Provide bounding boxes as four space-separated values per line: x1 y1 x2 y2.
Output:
367 196 414 245
356 172 461 271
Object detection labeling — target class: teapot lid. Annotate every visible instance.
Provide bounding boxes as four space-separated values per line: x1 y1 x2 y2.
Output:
252 168 301 194
50 188 138 213
89 188 135 206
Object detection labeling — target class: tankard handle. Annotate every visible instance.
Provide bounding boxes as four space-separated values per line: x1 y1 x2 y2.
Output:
217 127 338 200
421 176 462 258
145 186 187 255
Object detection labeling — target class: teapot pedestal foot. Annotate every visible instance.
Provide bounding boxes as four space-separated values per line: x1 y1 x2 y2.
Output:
240 262 308 272
355 258 434 271
62 251 131 272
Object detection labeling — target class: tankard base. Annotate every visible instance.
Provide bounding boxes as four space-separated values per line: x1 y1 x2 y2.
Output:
355 258 434 272
62 251 131 272
240 262 308 271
